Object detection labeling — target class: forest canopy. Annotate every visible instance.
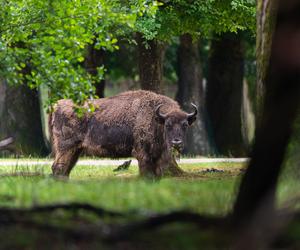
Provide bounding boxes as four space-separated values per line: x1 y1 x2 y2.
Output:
0 0 255 107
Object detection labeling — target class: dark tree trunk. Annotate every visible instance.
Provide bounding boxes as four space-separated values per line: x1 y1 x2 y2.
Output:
256 0 278 134
175 34 211 155
84 45 106 98
233 0 300 227
0 78 47 155
206 32 248 156
137 33 165 94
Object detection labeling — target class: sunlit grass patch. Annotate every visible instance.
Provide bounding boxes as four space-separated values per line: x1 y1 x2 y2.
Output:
0 160 298 217
0 161 242 216
0 174 237 215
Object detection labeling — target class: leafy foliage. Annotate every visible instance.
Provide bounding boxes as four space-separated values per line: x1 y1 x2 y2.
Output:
0 0 255 107
135 0 256 41
0 0 159 107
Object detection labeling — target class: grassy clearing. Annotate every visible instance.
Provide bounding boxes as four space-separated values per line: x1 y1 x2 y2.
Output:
0 161 245 215
0 161 241 249
0 160 299 249
0 160 298 214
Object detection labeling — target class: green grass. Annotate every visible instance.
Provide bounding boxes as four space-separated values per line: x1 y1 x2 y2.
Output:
0 160 299 249
0 160 298 214
0 162 245 215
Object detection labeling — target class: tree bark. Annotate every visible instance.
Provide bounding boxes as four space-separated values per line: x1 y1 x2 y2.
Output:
233 0 300 227
0 78 48 155
137 33 165 94
84 45 106 98
206 32 248 156
256 0 278 133
175 34 211 155
38 85 51 150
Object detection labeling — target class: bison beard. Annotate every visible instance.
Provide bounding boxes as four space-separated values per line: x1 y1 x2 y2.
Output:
49 90 197 178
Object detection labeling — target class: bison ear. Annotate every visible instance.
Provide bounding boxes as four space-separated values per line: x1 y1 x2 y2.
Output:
187 116 196 125
155 104 166 124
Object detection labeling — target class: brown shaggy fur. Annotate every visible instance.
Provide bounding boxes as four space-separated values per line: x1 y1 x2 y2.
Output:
50 90 196 177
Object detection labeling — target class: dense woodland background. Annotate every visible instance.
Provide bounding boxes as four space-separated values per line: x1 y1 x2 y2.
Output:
0 0 257 157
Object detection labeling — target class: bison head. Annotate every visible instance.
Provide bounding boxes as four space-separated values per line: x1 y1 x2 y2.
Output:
155 103 197 153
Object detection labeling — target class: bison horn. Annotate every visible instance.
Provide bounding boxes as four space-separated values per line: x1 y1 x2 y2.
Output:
187 103 198 118
155 104 167 122
187 103 198 124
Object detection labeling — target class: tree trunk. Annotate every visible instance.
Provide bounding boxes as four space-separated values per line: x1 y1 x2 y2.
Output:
137 33 165 94
206 32 248 156
233 0 300 227
84 45 106 98
39 85 51 150
0 78 48 155
175 34 211 155
255 0 278 133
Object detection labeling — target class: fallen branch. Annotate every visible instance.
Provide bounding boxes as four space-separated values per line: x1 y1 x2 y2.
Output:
0 208 227 241
105 211 226 241
0 204 298 247
0 202 123 221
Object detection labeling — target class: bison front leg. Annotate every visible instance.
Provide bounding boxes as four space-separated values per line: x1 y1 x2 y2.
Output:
166 157 185 176
158 154 185 177
136 154 162 179
52 148 82 177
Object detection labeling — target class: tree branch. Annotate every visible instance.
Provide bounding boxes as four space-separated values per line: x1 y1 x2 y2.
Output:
105 211 226 241
0 202 123 221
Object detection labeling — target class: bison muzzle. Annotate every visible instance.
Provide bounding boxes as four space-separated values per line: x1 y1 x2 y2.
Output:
50 90 197 178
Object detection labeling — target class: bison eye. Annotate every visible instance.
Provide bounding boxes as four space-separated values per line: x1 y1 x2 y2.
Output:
166 124 172 130
182 122 188 130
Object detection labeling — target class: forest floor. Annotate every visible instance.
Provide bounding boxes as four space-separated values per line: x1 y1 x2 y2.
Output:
0 159 299 249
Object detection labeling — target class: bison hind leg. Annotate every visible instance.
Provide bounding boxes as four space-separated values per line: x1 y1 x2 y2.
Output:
52 148 82 177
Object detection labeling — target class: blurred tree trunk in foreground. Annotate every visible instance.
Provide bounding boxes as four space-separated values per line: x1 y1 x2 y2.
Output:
207 32 248 156
137 33 165 94
0 79 47 155
233 0 300 228
176 34 211 155
84 45 106 98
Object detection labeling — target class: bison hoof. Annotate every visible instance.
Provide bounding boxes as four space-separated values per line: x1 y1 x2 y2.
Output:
163 168 186 177
52 163 69 177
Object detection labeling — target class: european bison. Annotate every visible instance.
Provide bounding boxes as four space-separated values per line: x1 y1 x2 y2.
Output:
49 90 197 177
